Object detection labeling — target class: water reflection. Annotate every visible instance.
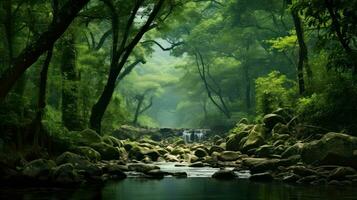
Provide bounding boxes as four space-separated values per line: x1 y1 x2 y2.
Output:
0 178 355 200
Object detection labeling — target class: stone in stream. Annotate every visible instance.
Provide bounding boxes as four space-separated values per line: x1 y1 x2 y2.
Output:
249 172 273 181
144 169 166 179
22 159 56 180
172 172 188 178
51 163 81 184
209 145 225 155
262 114 285 130
241 124 267 153
189 161 204 167
217 151 241 161
194 148 208 158
212 169 237 179
90 142 121 160
328 167 356 180
127 163 160 173
78 129 102 145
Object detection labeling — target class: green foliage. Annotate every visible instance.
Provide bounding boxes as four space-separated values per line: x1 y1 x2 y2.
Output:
255 71 297 116
297 77 357 135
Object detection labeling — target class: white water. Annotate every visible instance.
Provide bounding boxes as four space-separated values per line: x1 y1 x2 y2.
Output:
182 129 205 143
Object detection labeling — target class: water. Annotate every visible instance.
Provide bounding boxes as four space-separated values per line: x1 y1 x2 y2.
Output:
182 129 205 143
1 163 356 200
1 178 356 200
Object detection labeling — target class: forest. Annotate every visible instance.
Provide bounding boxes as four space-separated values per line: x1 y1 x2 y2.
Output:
0 0 357 199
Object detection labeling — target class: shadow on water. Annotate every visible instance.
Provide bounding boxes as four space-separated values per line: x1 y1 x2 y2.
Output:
1 178 356 200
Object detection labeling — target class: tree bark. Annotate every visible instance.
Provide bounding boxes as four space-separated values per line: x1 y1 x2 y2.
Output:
61 33 82 131
32 47 53 146
0 0 90 100
288 0 309 94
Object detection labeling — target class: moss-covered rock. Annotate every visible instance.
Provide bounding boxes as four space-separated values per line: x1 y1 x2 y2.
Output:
90 143 120 160
281 142 304 158
78 129 102 145
217 151 241 161
263 114 285 130
301 132 357 167
71 146 101 161
51 163 81 184
255 145 275 158
242 124 266 152
226 131 249 151
209 145 225 155
194 148 208 158
22 159 56 179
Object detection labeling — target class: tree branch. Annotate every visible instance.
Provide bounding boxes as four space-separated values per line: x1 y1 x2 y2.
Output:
141 40 184 51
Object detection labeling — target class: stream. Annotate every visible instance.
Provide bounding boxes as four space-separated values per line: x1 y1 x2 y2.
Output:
0 163 356 200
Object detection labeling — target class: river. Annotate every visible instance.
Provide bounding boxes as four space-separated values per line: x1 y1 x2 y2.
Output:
0 163 356 200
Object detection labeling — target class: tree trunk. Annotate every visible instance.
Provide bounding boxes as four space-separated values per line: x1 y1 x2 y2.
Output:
132 95 144 126
32 47 53 146
0 0 89 100
61 33 82 131
291 7 308 94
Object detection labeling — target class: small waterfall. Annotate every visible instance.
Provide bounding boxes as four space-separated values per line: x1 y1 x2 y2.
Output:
182 129 205 143
182 130 191 143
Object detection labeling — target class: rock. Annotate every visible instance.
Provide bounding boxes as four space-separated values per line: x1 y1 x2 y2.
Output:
164 154 179 162
255 145 274 157
56 152 102 177
171 147 186 155
272 108 293 122
173 139 185 146
296 175 319 184
51 163 81 184
212 169 237 179
328 180 342 185
301 132 357 167
127 163 159 173
103 164 127 179
209 145 225 155
278 155 301 166
78 129 102 145
102 135 123 147
144 169 166 179
22 159 56 180
263 114 285 130
288 166 316 176
328 167 356 180
226 131 249 151
282 174 300 183
90 143 120 160
129 146 160 161
272 123 290 135
172 172 188 178
311 178 327 185
242 158 279 173
218 151 241 161
242 125 266 152
194 148 208 158
281 143 304 158
189 161 204 167
72 146 101 161
249 172 273 181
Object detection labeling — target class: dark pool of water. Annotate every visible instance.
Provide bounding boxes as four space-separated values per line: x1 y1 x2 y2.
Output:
1 178 356 200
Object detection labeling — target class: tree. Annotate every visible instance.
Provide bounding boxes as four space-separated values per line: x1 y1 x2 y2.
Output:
0 0 90 100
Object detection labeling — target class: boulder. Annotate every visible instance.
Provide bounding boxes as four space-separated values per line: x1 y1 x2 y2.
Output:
194 148 208 158
296 175 319 184
209 145 225 155
263 114 285 130
218 151 241 161
78 129 102 145
301 132 357 167
51 163 81 184
90 143 120 160
189 161 204 167
249 172 273 181
242 125 266 152
144 169 166 179
328 167 356 180
255 145 274 158
56 152 102 177
102 135 123 147
129 146 160 161
242 158 279 173
127 163 159 173
272 123 290 135
22 159 56 179
72 146 101 161
212 169 237 179
226 131 249 151
281 143 304 158
103 164 127 179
